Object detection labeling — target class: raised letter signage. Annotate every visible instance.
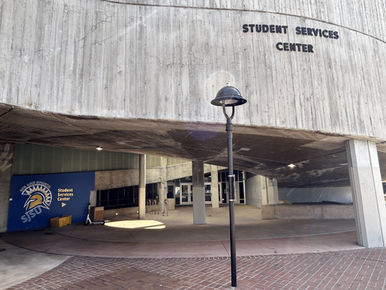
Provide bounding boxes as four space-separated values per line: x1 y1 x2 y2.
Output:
243 24 340 53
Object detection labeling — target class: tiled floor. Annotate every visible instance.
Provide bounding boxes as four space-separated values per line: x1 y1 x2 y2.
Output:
7 249 386 290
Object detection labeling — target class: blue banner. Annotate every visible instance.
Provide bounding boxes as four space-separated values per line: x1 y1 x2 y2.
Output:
7 172 95 231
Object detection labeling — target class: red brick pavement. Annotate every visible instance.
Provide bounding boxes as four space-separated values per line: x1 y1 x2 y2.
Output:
7 248 386 290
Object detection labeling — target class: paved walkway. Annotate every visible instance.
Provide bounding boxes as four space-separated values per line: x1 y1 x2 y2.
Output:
1 205 385 289
5 250 386 290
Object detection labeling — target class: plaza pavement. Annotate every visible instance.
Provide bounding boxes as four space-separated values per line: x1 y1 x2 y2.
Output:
1 205 385 289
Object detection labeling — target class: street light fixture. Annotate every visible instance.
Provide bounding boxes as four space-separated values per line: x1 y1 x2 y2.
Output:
211 83 247 287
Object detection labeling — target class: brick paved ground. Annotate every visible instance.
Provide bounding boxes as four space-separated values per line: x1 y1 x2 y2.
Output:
8 248 386 290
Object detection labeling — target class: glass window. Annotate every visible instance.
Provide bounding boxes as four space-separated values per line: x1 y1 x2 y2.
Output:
180 176 192 183
239 182 245 204
205 184 211 201
238 171 244 181
146 183 158 199
97 185 139 209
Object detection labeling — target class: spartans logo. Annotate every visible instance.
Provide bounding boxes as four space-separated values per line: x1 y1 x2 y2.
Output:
20 182 52 223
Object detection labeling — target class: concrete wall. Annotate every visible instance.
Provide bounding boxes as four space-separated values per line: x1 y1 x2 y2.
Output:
1 0 386 141
279 187 353 204
262 204 354 220
95 162 213 190
0 144 14 232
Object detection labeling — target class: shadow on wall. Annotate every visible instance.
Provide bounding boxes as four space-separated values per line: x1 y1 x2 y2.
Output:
278 187 353 204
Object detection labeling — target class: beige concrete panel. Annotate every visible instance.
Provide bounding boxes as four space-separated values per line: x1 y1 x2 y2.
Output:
94 162 214 191
166 163 193 181
262 204 354 220
261 204 275 219
261 176 268 205
246 174 262 208
210 165 219 208
166 198 175 211
267 178 279 205
275 205 319 219
159 157 167 212
95 169 139 190
192 161 205 224
322 205 354 219
138 154 146 219
2 1 386 140
105 0 386 41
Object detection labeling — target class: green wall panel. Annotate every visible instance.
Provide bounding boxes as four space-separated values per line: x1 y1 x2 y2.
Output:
13 144 139 175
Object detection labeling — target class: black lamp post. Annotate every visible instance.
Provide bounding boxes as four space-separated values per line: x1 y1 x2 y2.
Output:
211 83 247 287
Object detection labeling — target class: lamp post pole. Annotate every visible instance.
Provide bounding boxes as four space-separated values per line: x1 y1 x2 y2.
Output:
226 111 237 287
211 83 247 288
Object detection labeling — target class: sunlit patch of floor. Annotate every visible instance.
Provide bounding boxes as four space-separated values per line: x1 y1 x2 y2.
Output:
104 220 165 229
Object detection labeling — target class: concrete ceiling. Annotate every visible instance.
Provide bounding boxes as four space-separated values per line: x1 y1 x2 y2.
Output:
2 103 386 188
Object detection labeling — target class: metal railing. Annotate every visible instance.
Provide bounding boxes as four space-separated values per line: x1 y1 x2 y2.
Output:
145 199 169 216
154 200 159 215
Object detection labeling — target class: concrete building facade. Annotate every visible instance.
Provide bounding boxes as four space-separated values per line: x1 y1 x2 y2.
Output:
1 0 386 247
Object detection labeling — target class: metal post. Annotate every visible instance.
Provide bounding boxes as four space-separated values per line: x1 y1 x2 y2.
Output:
226 115 237 287
212 85 246 288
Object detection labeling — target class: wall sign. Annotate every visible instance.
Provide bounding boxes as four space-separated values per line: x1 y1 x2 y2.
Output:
242 24 340 53
7 172 95 231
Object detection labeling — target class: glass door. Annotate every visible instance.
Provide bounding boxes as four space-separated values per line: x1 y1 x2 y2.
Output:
221 182 228 204
180 184 193 205
167 184 175 199
205 184 212 204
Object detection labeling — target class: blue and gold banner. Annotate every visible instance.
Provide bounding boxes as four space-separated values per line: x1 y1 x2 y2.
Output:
7 172 95 231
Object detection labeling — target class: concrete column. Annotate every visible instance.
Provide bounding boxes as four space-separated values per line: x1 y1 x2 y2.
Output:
210 165 219 208
192 161 206 224
159 157 168 212
346 139 386 248
246 174 278 208
267 178 279 204
138 154 146 219
0 144 14 233
245 173 262 207
261 176 268 205
90 191 97 206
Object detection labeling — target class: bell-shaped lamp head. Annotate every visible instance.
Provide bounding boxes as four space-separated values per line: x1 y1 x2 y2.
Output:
211 84 247 107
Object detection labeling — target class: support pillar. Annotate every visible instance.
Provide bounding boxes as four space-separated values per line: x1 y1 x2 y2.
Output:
261 176 268 205
159 157 168 213
211 165 219 208
346 139 386 248
138 154 146 219
266 178 279 205
246 173 262 207
192 161 206 224
0 143 14 233
246 174 278 208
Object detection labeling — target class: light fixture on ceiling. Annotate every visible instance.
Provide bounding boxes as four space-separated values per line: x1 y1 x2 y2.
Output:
240 148 250 151
96 146 103 151
288 163 296 169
